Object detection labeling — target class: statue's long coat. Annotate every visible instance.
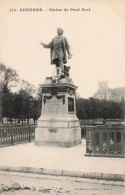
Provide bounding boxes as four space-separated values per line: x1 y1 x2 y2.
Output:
43 36 71 64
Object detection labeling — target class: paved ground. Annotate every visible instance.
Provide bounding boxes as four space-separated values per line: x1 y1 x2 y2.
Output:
0 140 124 176
0 171 124 195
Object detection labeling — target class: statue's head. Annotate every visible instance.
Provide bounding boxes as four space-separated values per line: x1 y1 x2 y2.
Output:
57 28 63 36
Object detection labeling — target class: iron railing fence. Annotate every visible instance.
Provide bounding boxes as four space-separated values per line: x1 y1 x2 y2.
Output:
0 124 36 147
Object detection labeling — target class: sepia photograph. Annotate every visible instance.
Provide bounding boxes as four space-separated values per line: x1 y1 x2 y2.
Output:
0 0 125 194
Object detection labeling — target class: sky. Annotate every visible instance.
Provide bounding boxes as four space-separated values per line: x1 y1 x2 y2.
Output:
0 0 125 98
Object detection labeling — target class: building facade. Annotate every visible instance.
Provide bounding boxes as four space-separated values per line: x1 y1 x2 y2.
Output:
93 81 125 102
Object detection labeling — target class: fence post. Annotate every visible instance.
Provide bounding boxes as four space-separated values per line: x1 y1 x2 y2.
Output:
29 125 31 142
11 127 13 145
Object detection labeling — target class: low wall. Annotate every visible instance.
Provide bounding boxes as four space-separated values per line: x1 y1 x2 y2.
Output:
86 125 125 158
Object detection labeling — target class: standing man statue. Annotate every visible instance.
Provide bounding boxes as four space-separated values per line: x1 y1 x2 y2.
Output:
40 28 72 77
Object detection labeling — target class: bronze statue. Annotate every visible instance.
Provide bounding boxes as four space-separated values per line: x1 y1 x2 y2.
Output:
40 28 72 77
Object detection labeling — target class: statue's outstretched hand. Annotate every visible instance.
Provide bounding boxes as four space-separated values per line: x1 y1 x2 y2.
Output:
68 54 72 59
40 42 45 46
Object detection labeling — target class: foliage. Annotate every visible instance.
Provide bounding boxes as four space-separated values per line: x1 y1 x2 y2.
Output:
0 63 19 90
0 63 42 124
76 97 124 121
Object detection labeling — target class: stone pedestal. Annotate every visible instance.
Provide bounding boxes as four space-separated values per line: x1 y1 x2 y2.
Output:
35 77 81 147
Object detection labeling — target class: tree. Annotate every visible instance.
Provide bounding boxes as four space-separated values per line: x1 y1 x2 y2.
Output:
0 63 19 123
2 86 15 121
17 79 36 95
0 63 19 90
76 98 87 120
13 80 38 123
13 86 41 124
76 97 124 121
0 63 43 124
13 89 32 123
30 98 41 123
